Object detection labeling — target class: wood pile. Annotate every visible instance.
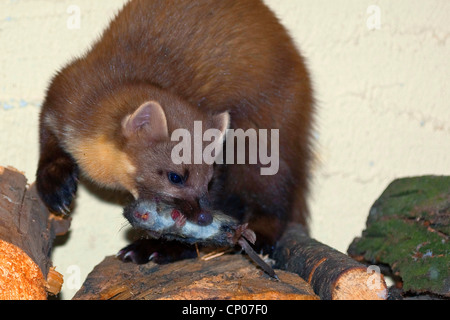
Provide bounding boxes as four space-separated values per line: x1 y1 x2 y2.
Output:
0 166 387 300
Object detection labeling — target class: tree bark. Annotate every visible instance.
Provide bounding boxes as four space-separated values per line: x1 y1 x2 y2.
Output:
0 166 69 299
273 223 387 300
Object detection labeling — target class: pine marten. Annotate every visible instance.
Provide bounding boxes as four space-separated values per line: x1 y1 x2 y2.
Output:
36 0 314 260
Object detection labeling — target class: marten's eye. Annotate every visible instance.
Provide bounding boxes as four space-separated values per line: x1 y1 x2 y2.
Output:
168 172 184 185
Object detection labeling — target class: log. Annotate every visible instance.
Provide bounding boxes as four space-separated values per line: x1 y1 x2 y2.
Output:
73 254 319 300
273 223 387 300
0 166 69 299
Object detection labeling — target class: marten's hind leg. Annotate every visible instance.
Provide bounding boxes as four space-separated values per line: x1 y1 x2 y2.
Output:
36 123 79 215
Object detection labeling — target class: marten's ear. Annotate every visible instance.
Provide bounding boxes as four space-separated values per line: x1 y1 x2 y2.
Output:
203 112 230 164
213 111 230 143
122 101 169 142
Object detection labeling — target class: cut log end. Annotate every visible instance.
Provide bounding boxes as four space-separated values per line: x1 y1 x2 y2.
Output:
0 240 47 300
274 224 388 300
332 267 388 300
0 166 68 299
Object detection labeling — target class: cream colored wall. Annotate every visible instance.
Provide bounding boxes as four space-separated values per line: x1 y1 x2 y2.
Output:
0 0 448 299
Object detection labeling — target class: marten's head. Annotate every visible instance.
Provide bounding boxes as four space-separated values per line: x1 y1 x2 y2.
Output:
121 98 229 226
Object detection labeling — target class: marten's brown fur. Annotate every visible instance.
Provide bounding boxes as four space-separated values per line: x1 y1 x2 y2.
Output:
36 0 314 253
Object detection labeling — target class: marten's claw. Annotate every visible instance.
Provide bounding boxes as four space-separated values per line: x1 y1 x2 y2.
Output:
36 159 78 216
117 239 197 265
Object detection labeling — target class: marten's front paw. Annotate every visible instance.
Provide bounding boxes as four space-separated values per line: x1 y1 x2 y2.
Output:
36 158 79 215
116 239 197 265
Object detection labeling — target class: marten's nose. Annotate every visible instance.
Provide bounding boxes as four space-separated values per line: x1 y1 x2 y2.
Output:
174 195 213 226
196 210 213 226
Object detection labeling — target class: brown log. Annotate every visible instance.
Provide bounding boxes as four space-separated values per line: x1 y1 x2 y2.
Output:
0 166 70 299
73 254 319 300
273 223 387 300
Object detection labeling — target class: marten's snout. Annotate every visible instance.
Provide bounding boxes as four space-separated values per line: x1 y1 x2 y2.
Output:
196 210 213 226
174 194 213 226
